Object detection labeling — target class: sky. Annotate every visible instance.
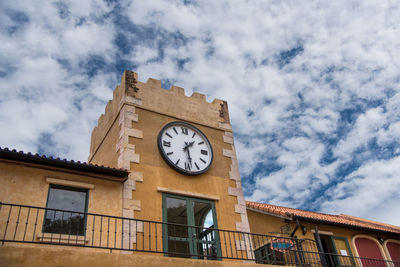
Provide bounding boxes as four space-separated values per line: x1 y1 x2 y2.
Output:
1 0 400 226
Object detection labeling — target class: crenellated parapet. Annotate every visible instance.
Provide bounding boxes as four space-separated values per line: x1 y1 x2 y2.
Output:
127 71 231 129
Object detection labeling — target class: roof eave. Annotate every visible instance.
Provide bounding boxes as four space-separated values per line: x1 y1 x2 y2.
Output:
0 149 128 182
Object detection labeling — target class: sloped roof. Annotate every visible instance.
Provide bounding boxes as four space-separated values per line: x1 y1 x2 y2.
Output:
0 147 128 181
246 201 400 235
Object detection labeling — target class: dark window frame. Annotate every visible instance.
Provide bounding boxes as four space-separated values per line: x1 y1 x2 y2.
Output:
42 184 89 236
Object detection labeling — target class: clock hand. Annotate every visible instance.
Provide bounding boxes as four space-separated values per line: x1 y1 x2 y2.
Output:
183 141 190 150
187 147 192 163
183 142 193 168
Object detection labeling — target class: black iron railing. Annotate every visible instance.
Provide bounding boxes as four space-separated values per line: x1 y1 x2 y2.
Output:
1 202 399 266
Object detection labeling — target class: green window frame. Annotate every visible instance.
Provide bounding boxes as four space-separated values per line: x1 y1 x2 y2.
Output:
43 184 89 236
162 193 222 260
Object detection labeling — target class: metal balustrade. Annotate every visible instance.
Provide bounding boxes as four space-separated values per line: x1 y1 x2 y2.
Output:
1 202 399 266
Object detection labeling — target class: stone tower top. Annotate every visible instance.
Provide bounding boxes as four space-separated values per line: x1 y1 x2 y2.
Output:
121 70 231 127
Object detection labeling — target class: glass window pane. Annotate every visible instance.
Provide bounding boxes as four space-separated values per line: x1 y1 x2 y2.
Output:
47 187 87 212
166 197 188 237
193 202 213 239
43 186 87 236
192 201 218 260
193 202 213 228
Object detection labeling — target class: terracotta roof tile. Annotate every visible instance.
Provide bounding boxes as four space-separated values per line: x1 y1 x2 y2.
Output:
246 201 400 235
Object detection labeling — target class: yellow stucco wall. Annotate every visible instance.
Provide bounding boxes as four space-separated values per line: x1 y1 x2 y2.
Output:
89 114 121 169
247 210 286 236
0 245 270 267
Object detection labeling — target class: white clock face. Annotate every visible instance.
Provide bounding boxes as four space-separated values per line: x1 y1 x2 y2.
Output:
158 121 213 175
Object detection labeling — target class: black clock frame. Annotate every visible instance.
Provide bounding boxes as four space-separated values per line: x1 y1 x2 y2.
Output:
157 121 214 176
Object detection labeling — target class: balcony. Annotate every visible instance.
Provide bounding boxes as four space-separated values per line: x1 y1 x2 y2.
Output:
1 202 398 267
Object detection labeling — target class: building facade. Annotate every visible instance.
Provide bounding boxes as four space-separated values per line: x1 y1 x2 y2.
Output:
0 71 399 266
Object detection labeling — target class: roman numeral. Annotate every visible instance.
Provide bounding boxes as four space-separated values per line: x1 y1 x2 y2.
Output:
192 132 196 138
181 127 188 135
163 141 171 147
201 150 208 155
195 163 200 170
173 127 178 134
185 162 191 171
198 141 204 145
167 152 173 155
165 132 173 138
200 158 206 164
175 159 180 165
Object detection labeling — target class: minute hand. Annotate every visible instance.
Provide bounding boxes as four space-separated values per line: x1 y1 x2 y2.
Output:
183 143 193 167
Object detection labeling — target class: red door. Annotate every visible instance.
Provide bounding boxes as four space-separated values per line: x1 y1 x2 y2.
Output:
386 241 400 267
355 237 385 267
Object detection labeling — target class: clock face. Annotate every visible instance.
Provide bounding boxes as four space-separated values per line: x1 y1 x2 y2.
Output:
158 121 213 175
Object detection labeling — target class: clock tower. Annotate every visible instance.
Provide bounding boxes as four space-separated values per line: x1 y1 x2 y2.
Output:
88 70 252 258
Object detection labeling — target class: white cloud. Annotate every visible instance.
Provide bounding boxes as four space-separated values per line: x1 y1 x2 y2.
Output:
321 156 400 226
334 107 386 160
1 0 400 226
0 0 116 159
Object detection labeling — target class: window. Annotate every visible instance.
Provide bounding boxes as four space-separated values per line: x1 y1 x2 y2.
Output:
162 194 221 260
43 185 88 236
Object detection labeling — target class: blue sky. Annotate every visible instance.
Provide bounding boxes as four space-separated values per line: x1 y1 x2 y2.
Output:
1 0 400 226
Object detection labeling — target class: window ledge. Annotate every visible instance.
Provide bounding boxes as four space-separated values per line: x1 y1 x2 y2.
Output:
157 187 220 200
37 233 89 245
